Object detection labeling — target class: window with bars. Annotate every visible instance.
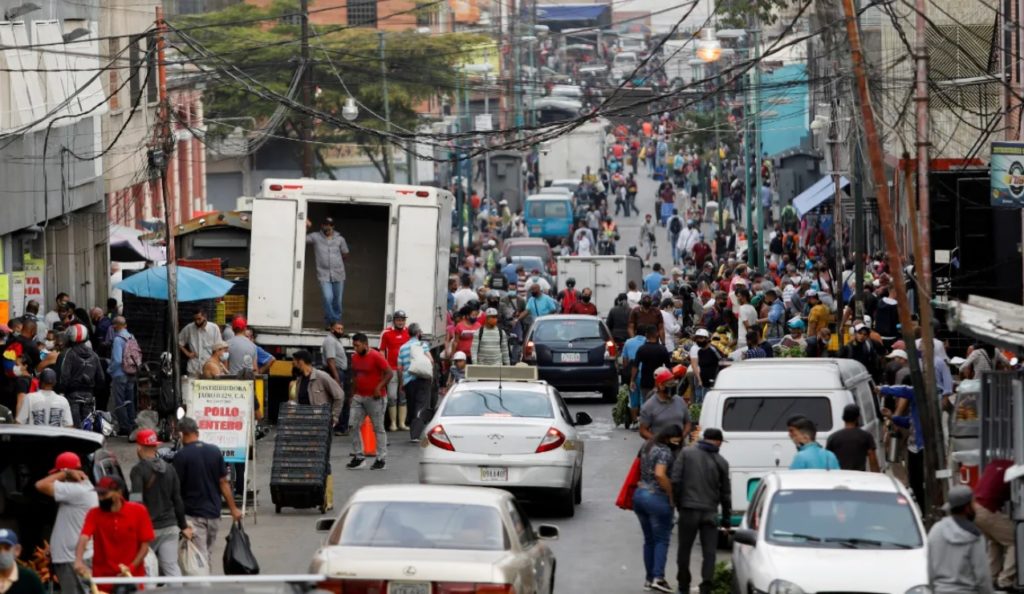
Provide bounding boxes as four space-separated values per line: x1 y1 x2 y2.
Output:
145 31 158 103
128 35 141 100
347 0 378 27
108 37 120 110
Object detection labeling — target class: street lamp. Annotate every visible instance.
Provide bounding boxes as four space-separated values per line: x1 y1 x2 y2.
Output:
698 28 725 230
341 96 359 121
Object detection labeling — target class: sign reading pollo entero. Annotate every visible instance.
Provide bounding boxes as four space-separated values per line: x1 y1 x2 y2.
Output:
190 379 253 463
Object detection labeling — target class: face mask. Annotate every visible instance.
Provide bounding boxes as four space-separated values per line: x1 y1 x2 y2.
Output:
12 366 24 377
0 550 14 571
674 308 683 318
332 331 344 338
581 295 591 303
98 497 115 512
44 340 55 350
220 352 230 362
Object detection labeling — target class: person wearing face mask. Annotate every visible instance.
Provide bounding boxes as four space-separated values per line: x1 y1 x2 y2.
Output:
523 285 558 333
632 424 684 593
0 529 44 594
658 298 680 351
74 476 154 588
448 304 483 362
129 429 190 577
7 355 35 424
570 288 598 315
472 309 510 366
669 428 731 594
627 294 664 341
179 309 221 378
305 216 350 328
347 334 393 471
34 453 97 594
558 278 579 314
322 321 351 435
201 341 231 379
59 324 105 429
786 416 839 470
688 328 721 404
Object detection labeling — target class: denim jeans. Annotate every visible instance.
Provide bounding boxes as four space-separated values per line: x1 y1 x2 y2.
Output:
693 385 707 404
633 487 674 581
319 280 344 325
111 375 136 434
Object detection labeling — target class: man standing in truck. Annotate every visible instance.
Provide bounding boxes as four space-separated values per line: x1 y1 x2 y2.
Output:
306 216 350 327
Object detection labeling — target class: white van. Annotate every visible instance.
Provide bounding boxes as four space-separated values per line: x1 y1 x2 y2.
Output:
698 358 883 523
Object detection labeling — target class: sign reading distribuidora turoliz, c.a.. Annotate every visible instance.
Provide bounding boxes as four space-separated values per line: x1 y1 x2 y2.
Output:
991 141 1024 207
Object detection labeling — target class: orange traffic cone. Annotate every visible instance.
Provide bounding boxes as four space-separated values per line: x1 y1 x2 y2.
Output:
361 416 377 457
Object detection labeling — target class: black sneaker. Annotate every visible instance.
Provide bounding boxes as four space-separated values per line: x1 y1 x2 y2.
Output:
370 459 386 470
345 457 366 470
649 578 673 593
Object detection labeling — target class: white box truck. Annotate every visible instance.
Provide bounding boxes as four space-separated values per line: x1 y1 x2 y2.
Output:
538 120 607 187
247 179 454 349
555 255 643 318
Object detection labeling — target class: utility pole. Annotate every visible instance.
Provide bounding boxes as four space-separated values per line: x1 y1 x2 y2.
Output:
299 0 314 178
841 0 946 522
743 37 754 269
828 78 845 345
752 14 764 271
379 31 393 183
853 139 865 314
152 6 180 403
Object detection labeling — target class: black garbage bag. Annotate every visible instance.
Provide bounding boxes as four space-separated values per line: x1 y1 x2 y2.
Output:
223 520 260 575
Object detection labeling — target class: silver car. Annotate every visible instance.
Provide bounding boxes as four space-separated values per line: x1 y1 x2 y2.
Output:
311 484 559 594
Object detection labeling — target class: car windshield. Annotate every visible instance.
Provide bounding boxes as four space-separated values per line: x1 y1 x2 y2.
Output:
527 200 569 218
508 244 550 262
766 490 922 549
722 397 833 431
532 319 606 342
443 389 554 418
338 502 508 551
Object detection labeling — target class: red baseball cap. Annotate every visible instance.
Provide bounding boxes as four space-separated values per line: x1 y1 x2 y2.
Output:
135 428 160 447
232 317 248 332
654 367 675 387
95 475 126 495
50 452 82 474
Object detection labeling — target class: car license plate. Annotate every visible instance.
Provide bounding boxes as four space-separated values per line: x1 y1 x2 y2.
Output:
388 582 430 594
560 352 582 363
480 466 509 481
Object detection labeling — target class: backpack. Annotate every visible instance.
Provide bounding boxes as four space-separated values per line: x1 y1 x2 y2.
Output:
2 341 25 378
669 217 682 234
783 233 797 253
118 334 143 375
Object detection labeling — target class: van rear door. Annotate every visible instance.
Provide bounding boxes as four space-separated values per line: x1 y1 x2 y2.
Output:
394 205 440 334
249 198 299 328
715 391 837 513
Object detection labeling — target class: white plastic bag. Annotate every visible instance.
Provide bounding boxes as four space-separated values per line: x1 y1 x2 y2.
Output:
409 342 433 379
178 534 210 577
144 548 158 577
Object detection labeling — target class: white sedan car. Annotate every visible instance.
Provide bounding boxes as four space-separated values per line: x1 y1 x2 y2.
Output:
732 470 929 594
311 484 559 594
419 378 592 517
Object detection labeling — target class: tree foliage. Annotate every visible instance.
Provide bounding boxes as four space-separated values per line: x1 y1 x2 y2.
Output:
174 1 487 177
716 0 795 28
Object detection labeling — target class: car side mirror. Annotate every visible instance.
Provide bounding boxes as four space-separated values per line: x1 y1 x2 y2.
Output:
575 411 593 426
733 528 757 547
315 518 335 532
536 524 559 540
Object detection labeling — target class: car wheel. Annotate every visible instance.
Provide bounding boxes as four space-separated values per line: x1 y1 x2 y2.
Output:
556 488 575 517
601 386 618 403
573 476 582 505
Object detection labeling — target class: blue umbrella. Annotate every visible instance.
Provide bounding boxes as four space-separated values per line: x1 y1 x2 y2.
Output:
116 265 234 302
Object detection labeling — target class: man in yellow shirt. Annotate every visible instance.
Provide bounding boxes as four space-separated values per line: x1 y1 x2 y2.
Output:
806 289 831 336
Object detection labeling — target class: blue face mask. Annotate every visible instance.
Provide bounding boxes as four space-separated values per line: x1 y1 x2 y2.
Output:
674 309 683 318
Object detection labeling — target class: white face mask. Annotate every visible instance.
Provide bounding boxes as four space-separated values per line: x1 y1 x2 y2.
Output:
12 366 25 377
219 352 230 362
44 340 55 350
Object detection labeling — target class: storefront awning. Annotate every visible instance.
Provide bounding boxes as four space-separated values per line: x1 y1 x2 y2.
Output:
792 175 850 218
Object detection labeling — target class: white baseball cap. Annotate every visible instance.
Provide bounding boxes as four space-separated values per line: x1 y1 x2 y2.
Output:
887 349 908 360
695 328 710 338
452 351 467 361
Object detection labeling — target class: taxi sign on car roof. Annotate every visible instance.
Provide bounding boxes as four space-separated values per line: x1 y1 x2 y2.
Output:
464 365 539 382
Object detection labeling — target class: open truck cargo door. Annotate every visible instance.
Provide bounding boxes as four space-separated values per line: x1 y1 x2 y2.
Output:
393 205 444 338
249 198 299 328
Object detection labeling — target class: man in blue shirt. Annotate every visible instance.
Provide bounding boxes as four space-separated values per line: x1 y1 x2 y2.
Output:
501 257 519 287
524 284 558 328
880 384 926 504
787 416 840 470
108 316 137 435
643 263 665 295
621 326 650 429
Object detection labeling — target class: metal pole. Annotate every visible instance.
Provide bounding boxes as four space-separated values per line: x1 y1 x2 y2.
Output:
841 0 945 522
752 16 764 270
853 139 865 315
463 72 474 247
743 59 754 268
829 107 845 348
155 6 180 403
299 0 314 178
379 32 393 183
484 86 491 198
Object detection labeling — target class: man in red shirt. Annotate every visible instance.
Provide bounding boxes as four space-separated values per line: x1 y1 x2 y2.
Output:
570 288 598 315
378 310 410 432
346 333 394 471
74 476 153 590
973 458 1016 589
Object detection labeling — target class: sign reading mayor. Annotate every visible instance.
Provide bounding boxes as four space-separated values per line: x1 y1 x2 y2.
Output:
991 141 1024 207
191 379 253 463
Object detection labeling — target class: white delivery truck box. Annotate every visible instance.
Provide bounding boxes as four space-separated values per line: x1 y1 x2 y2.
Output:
248 179 454 349
555 255 643 318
